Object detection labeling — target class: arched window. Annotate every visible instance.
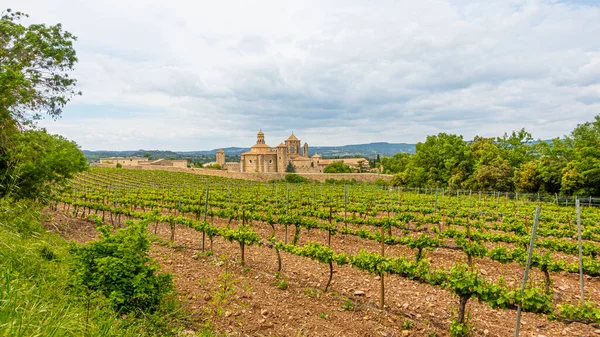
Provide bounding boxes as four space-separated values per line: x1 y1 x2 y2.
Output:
291 146 295 152
249 159 253 164
269 159 273 164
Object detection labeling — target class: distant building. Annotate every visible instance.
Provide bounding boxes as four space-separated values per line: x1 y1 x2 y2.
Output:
219 130 368 173
99 157 148 166
99 157 187 168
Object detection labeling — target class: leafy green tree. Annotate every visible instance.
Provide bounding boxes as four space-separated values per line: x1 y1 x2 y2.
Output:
1 9 80 125
474 158 513 191
469 137 513 191
0 129 87 199
379 152 411 174
561 115 600 195
513 160 539 192
410 133 472 188
323 161 352 173
1 9 85 200
496 128 534 168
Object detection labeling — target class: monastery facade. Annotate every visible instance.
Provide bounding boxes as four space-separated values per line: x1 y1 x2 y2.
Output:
216 131 369 173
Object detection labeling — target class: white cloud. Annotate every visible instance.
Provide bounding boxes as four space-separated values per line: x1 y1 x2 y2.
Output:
7 0 599 150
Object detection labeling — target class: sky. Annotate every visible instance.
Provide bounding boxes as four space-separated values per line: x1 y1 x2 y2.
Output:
8 0 600 151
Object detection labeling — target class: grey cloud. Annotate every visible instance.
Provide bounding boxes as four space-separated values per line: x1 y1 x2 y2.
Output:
14 0 600 150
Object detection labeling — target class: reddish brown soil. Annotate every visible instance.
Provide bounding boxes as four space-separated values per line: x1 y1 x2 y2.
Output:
43 207 600 337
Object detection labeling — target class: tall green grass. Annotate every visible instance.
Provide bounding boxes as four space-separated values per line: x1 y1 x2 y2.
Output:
0 198 214 337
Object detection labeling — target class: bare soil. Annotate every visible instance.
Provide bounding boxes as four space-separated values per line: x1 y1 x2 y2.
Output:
43 207 600 337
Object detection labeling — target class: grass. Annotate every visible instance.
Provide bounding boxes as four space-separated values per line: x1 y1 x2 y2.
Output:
273 275 289 290
0 198 217 337
341 298 356 311
303 288 321 298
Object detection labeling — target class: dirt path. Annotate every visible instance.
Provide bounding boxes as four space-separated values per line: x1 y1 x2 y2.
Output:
43 208 600 337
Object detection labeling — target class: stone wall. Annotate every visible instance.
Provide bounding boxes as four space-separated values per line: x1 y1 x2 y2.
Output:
91 164 392 183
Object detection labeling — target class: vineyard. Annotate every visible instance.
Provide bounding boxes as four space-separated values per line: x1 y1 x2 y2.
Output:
51 167 600 336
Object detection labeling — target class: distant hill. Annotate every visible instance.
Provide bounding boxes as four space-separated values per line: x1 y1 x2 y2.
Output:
179 142 416 157
83 142 416 163
84 140 555 164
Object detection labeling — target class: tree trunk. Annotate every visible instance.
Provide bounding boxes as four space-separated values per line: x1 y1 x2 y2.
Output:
275 248 282 273
543 269 551 293
458 295 469 324
240 242 245 266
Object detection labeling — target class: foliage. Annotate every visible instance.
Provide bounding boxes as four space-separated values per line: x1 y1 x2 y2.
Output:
0 9 80 124
204 164 222 169
285 173 309 183
323 161 352 173
561 115 600 196
409 133 473 188
285 162 295 173
116 162 122 168
70 218 173 314
273 277 289 290
0 198 191 337
0 128 88 200
380 152 411 174
555 301 600 324
378 114 600 194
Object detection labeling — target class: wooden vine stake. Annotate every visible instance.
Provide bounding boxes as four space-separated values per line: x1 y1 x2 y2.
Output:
325 207 334 292
202 183 209 252
380 223 385 310
285 185 289 244
240 209 246 266
344 185 348 229
576 199 584 305
514 205 541 337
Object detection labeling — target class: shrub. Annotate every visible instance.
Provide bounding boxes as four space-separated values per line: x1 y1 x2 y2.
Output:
70 220 173 314
116 163 122 168
285 162 295 173
323 161 352 173
285 174 308 183
325 178 358 185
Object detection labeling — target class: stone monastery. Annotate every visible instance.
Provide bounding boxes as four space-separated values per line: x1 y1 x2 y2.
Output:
216 130 368 173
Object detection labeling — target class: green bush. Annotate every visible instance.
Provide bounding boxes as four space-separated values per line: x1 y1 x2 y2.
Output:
71 219 173 314
323 161 352 173
285 174 308 183
116 163 123 168
0 198 191 337
325 178 358 185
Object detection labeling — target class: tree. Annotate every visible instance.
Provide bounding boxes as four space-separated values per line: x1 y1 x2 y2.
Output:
496 128 534 168
469 136 513 191
561 114 600 195
410 133 473 188
0 10 85 200
379 152 411 174
1 9 80 125
285 161 295 173
323 161 352 173
0 129 88 200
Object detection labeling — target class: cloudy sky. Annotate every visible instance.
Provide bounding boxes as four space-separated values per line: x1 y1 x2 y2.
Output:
9 0 600 151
